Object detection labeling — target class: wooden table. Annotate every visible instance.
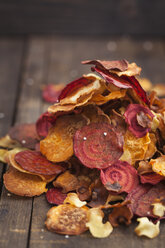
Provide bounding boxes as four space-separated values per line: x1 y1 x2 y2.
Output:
0 36 165 248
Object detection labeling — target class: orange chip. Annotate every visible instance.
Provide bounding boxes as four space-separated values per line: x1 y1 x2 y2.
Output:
89 89 126 105
45 204 88 235
120 130 150 165
53 170 79 193
144 133 157 160
150 155 165 177
8 152 56 183
3 167 47 197
40 114 88 162
82 104 110 123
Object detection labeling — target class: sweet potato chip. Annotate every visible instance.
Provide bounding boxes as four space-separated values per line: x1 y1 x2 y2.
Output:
45 204 88 235
53 170 79 193
3 167 47 197
0 135 20 149
42 83 64 103
64 193 87 207
120 130 151 165
46 188 67 205
144 133 157 160
40 114 88 162
14 150 66 176
100 161 139 193
9 123 39 149
135 217 160 239
86 207 113 238
74 123 123 169
150 155 165 177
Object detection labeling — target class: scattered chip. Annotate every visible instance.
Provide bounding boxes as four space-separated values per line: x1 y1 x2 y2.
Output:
45 204 88 235
74 123 123 169
46 188 67 205
3 167 47 197
40 114 88 162
135 217 160 239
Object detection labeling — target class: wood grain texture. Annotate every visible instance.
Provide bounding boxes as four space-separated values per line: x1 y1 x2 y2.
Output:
0 0 164 36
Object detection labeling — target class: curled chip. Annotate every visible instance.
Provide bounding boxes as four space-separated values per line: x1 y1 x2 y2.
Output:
89 90 126 105
150 155 165 177
46 188 67 205
42 84 64 103
124 104 154 138
14 150 66 176
40 114 88 162
140 173 164 185
100 161 139 193
0 135 20 149
152 199 165 217
135 217 160 239
45 204 88 235
82 104 110 124
74 123 123 169
138 77 153 92
9 123 39 149
86 207 113 238
120 130 150 165
3 167 47 197
144 133 157 160
64 193 87 207
53 170 79 193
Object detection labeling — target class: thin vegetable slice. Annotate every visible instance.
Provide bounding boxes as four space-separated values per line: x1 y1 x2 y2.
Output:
42 84 64 103
74 123 123 169
3 167 47 197
15 150 66 176
100 161 139 193
40 114 88 162
140 173 164 185
46 188 67 205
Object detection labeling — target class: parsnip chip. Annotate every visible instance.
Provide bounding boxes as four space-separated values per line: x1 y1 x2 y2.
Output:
64 193 87 207
150 155 165 177
86 208 113 238
53 170 79 193
40 114 88 162
135 217 160 239
45 204 88 235
89 89 126 105
0 135 20 148
152 202 165 217
0 149 8 163
120 130 150 165
3 167 47 197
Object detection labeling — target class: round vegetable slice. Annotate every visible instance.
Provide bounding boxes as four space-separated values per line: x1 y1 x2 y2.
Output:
74 123 123 169
15 150 66 175
46 188 67 205
40 114 88 162
100 161 139 193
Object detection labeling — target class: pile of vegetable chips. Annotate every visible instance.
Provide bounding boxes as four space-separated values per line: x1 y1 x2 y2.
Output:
1 59 165 239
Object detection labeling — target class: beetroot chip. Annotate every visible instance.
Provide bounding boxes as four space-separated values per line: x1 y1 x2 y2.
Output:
74 123 123 169
124 104 154 138
42 84 64 103
126 183 165 217
46 188 67 205
140 173 164 185
15 150 67 176
100 161 139 193
58 77 91 100
36 112 57 138
9 123 39 149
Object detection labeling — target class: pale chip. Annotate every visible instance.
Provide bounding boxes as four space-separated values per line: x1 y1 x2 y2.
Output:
152 202 165 217
112 62 141 77
0 135 21 148
86 208 113 238
135 217 160 239
0 149 8 163
151 112 161 131
64 193 87 207
144 133 157 160
45 204 88 235
3 167 47 197
150 155 165 177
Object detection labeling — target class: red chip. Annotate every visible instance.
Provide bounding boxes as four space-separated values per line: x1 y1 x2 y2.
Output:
46 188 67 205
9 123 39 149
100 161 139 193
74 123 123 169
15 150 66 176
140 173 164 185
42 84 64 103
126 183 165 217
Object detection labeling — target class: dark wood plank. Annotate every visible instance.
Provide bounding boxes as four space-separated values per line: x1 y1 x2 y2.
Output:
0 37 51 248
29 36 165 248
0 0 164 36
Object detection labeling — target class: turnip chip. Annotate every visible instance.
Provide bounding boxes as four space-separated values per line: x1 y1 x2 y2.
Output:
74 123 123 169
135 217 160 239
100 161 139 193
40 114 88 162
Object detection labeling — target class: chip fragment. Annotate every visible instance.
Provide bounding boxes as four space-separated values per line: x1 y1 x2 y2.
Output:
64 193 87 207
135 217 160 239
45 204 88 235
3 167 47 197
